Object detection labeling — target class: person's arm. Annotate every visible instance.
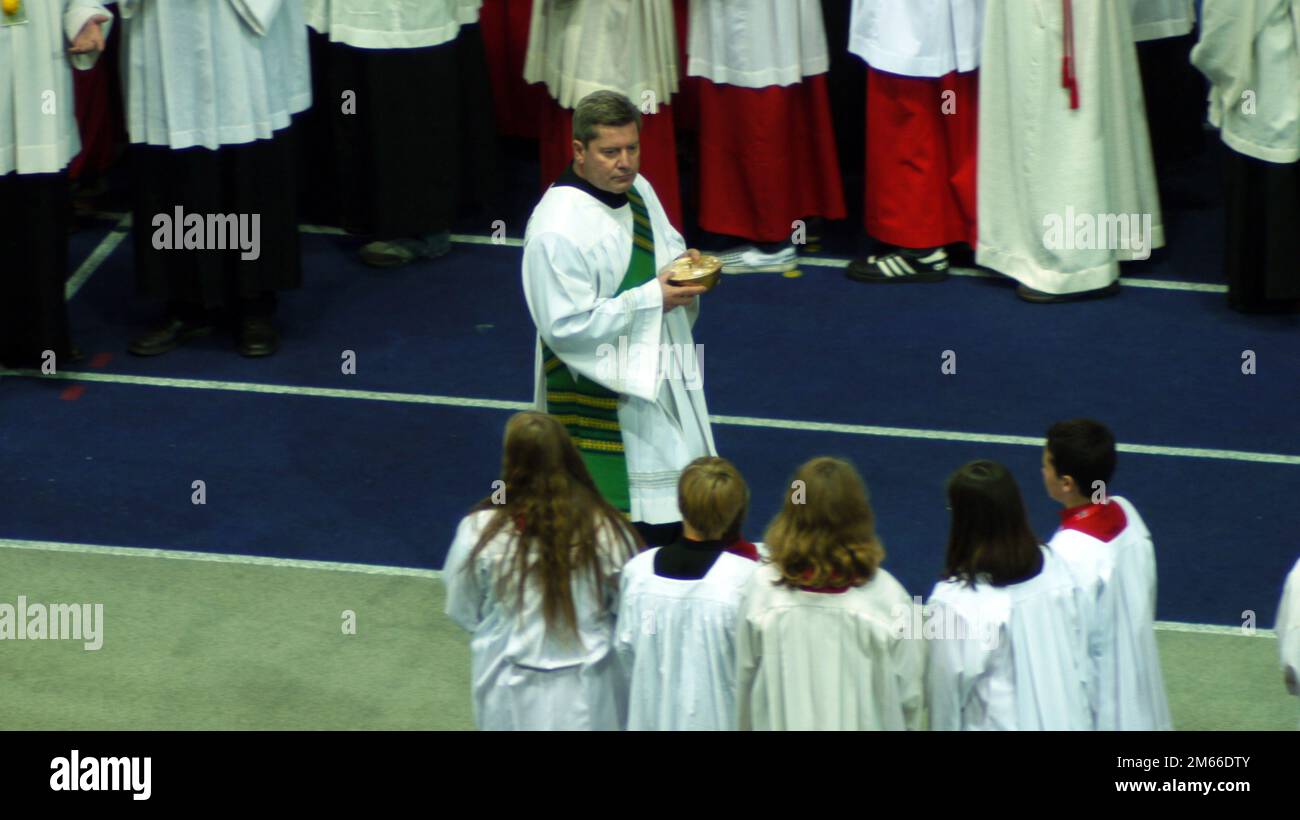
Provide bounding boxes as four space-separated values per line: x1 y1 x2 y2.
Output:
442 516 486 634
1278 560 1300 696
64 0 113 69
227 0 286 36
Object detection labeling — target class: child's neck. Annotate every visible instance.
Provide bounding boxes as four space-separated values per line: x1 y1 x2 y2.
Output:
682 522 710 542
1059 492 1092 510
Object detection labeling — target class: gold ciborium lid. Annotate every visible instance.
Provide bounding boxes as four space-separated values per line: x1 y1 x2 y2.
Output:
666 254 722 291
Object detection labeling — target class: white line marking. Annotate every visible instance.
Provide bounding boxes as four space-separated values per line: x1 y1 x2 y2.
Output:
2 368 1298 467
66 214 132 300
0 538 1274 636
799 256 1228 293
0 538 440 580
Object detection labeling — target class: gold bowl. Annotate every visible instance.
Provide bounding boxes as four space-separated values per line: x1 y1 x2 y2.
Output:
667 254 723 291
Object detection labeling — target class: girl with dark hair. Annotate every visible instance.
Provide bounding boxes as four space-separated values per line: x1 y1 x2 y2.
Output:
926 460 1092 730
736 457 923 730
443 411 642 730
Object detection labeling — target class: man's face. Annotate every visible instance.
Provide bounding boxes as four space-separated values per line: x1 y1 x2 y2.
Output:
1041 447 1069 504
573 123 640 194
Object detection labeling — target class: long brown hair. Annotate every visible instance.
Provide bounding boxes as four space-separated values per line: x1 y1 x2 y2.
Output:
943 460 1042 587
466 412 642 642
763 457 885 588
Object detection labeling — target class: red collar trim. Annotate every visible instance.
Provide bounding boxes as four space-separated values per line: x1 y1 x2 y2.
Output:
1058 501 1126 543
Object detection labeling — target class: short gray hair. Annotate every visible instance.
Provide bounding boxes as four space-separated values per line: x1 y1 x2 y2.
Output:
572 90 642 146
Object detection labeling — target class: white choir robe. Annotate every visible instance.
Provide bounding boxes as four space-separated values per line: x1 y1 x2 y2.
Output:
442 510 631 730
0 0 112 175
1130 0 1196 42
523 0 678 113
735 564 925 731
1278 558 1300 697
977 0 1165 295
302 0 480 48
521 175 717 525
926 548 1094 731
847 0 985 77
1192 0 1300 165
687 0 828 87
614 549 757 730
1049 496 1173 730
118 0 311 150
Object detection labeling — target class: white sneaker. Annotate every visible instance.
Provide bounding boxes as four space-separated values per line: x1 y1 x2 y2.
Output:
716 244 798 274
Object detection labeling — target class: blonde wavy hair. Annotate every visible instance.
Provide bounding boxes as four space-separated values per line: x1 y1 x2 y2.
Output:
763 457 885 589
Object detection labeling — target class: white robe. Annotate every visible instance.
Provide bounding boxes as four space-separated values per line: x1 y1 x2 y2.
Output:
521 175 717 525
0 0 112 175
926 547 1093 731
118 0 311 150
1131 0 1196 42
302 0 480 48
1048 496 1172 730
442 509 630 730
1191 0 1300 165
686 0 829 87
614 548 757 730
523 0 678 113
847 0 985 76
1278 558 1300 697
736 563 925 731
976 0 1165 295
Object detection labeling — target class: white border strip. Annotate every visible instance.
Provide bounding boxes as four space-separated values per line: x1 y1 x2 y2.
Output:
3 368 1298 467
0 538 439 580
66 214 132 300
0 538 1273 636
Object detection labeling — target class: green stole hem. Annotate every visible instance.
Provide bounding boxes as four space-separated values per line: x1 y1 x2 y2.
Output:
542 188 657 515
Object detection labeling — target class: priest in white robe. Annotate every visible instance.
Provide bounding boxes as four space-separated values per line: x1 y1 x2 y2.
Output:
119 0 311 358
522 90 716 544
927 547 1093 731
1192 0 1300 313
0 0 111 369
978 0 1166 302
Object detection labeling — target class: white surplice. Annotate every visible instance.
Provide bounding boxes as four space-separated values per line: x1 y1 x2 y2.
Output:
521 174 717 525
118 0 311 149
0 0 112 175
614 548 757 730
1192 0 1300 165
442 509 632 730
1048 496 1172 730
847 0 985 76
523 0 678 112
302 0 480 48
926 547 1093 731
1130 0 1196 41
736 563 925 731
686 0 829 87
1278 558 1300 697
977 0 1165 295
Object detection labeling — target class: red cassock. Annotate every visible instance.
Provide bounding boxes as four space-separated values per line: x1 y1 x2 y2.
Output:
864 68 978 249
479 0 549 140
696 76 846 242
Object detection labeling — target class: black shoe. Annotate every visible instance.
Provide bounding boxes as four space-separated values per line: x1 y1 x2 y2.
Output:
1016 281 1120 303
128 318 213 356
237 317 279 358
845 248 950 283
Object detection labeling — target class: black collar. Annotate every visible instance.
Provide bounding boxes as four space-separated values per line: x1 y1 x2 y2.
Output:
553 163 629 209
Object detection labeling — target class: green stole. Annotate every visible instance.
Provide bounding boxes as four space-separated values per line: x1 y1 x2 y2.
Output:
542 188 657 514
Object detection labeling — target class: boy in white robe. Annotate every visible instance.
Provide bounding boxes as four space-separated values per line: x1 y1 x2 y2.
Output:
0 0 111 368
978 0 1165 302
615 456 759 730
1041 419 1172 730
521 90 716 542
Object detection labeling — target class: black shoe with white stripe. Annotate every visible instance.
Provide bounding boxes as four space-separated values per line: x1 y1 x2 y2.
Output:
845 247 950 283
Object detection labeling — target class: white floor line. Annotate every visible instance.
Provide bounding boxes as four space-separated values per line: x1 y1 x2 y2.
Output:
0 538 439 580
797 256 1229 293
66 214 132 301
3 368 1297 467
1 538 1274 637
